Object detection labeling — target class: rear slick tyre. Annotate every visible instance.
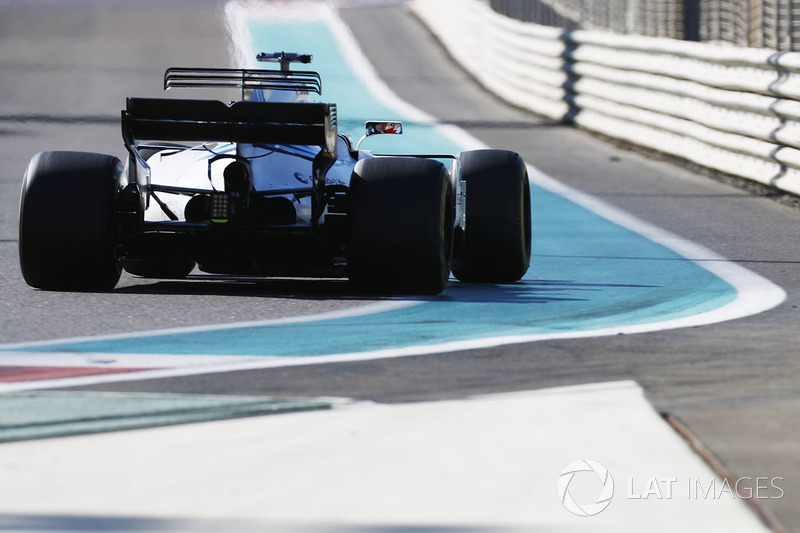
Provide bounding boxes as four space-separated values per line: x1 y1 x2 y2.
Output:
19 151 123 291
453 149 531 283
349 157 454 295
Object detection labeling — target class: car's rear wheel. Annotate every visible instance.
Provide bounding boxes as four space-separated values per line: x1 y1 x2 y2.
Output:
348 157 454 294
19 151 123 290
453 149 531 282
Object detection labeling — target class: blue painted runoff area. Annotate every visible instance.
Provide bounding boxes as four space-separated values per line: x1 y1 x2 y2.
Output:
15 16 737 357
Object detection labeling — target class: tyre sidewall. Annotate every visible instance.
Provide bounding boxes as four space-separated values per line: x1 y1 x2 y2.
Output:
349 157 453 294
19 151 123 290
453 149 531 282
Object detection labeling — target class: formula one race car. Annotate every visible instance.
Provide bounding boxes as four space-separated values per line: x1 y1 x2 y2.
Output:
19 52 531 295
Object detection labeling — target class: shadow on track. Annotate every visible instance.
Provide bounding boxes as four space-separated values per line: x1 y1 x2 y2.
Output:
115 275 656 306
116 276 374 301
438 279 657 305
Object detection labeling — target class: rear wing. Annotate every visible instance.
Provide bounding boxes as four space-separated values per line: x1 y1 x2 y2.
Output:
122 98 338 155
164 68 321 99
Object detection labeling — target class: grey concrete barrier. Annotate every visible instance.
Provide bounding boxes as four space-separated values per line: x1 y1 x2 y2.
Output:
412 0 800 195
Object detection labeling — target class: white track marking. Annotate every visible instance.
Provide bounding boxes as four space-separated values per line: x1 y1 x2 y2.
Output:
0 352 266 369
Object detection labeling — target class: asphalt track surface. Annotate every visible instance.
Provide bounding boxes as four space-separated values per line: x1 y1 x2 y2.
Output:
1 0 800 530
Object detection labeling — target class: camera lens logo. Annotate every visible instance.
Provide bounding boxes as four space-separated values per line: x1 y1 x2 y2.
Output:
557 459 614 517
